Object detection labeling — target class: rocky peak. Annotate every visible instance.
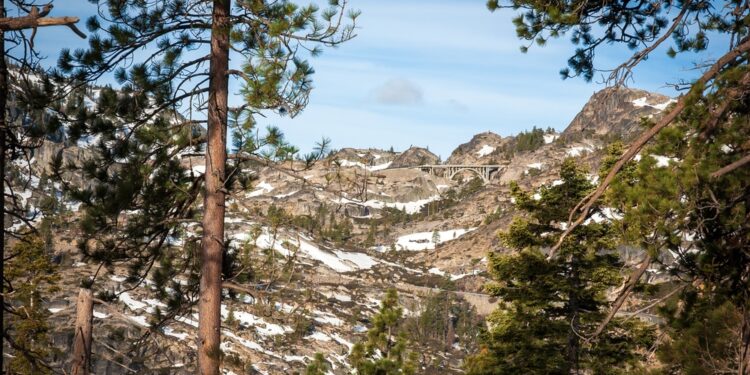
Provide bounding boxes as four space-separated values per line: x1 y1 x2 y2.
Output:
446 131 508 165
561 87 674 141
390 146 439 168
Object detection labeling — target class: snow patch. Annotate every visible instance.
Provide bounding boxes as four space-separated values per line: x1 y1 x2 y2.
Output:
394 228 476 251
336 195 440 215
476 145 495 157
273 190 298 199
632 96 676 111
190 165 205 175
566 146 593 157
247 181 274 197
306 331 332 342
250 230 378 273
650 155 677 167
220 304 292 336
338 159 392 171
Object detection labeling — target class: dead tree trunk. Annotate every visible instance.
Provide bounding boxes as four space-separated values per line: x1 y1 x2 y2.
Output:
70 288 93 375
197 0 230 374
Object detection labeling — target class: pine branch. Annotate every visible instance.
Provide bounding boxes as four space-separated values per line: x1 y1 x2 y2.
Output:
711 153 750 178
585 253 652 342
549 36 750 258
0 4 84 37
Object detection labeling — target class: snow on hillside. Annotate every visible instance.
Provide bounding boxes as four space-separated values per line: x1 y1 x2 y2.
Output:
339 159 392 171
335 195 440 215
394 228 476 251
476 145 495 157
219 305 292 336
566 146 594 157
234 228 378 273
543 134 559 144
247 181 274 197
631 96 676 111
428 267 482 281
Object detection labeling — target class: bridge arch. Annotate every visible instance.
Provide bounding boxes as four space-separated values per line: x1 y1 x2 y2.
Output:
448 167 488 183
417 164 505 184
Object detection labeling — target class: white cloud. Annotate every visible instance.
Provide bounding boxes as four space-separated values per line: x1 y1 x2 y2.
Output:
371 78 423 105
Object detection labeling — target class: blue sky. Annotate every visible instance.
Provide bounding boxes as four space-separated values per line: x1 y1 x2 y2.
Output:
24 0 727 158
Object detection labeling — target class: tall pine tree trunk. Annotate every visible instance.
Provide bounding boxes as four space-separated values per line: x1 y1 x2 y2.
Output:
198 0 230 373
0 0 7 342
70 288 93 375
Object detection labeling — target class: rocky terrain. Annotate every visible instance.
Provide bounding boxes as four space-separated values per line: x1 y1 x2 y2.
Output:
4 85 676 374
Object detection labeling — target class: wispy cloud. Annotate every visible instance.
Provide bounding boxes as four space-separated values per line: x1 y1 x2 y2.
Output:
371 78 423 106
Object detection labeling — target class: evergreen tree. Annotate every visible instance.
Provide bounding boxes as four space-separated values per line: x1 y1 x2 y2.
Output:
656 297 745 374
1 2 85 370
487 1 750 371
465 160 653 375
52 1 357 373
431 229 440 246
350 289 417 374
602 71 750 372
3 237 60 374
305 352 331 375
401 291 485 367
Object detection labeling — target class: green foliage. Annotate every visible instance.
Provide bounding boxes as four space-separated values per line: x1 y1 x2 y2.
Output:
349 289 417 374
289 313 315 342
3 237 60 374
605 65 750 372
466 159 654 374
513 126 549 154
49 0 357 338
654 296 744 374
225 305 240 330
401 291 485 369
486 0 734 81
305 353 331 375
431 229 441 245
483 206 503 225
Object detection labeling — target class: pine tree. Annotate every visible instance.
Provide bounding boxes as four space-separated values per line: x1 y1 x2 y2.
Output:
487 1 750 371
465 159 654 375
602 72 750 372
431 229 440 247
52 1 357 373
349 289 417 374
305 352 331 375
3 237 60 374
1 2 85 370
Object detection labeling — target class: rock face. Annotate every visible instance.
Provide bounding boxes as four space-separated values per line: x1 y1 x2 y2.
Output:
389 146 439 168
562 87 673 141
446 132 509 165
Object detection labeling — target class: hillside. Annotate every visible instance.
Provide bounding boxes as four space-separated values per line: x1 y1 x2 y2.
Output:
4 85 676 374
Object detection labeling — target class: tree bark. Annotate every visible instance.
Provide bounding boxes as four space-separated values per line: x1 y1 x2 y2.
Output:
197 0 230 374
0 0 7 345
70 288 93 375
0 15 79 30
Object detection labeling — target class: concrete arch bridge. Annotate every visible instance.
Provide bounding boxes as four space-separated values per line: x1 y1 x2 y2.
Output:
418 164 504 183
